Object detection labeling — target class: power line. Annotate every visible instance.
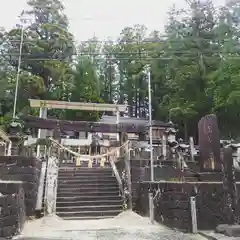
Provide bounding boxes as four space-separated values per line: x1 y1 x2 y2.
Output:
1 44 238 55
0 54 232 62
1 37 237 44
0 52 226 56
2 55 239 62
1 47 236 56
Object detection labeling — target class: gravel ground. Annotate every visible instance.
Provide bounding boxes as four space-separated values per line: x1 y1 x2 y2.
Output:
15 211 208 240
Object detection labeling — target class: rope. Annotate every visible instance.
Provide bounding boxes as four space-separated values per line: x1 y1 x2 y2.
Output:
0 128 10 142
48 137 129 160
0 141 6 146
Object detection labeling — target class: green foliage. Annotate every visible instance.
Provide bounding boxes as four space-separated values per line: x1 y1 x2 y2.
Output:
65 57 104 121
1 0 240 139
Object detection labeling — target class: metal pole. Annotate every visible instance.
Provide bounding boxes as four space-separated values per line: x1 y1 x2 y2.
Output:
148 69 154 182
12 26 24 119
149 192 154 223
190 196 198 233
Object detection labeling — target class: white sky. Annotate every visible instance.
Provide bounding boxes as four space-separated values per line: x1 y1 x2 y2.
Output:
0 0 225 42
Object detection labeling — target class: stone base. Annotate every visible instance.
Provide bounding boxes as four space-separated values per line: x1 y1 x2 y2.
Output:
216 224 240 237
199 172 223 182
215 224 229 234
225 225 240 237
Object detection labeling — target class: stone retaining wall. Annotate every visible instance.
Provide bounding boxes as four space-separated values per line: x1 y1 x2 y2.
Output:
0 156 42 216
0 181 25 238
135 181 240 232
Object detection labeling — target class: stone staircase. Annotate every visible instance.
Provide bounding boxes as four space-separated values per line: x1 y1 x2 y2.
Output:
56 164 123 220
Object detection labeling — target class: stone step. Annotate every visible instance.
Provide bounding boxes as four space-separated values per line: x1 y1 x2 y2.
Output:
59 167 112 172
61 162 111 166
58 175 115 180
56 165 122 220
58 182 118 189
58 179 117 184
56 209 122 218
57 195 121 202
56 204 122 213
184 177 198 182
57 190 120 198
58 171 113 177
57 186 119 194
60 162 111 167
58 173 114 178
57 199 122 207
61 215 115 220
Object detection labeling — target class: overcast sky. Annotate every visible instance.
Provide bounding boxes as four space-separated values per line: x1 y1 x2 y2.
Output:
0 0 225 42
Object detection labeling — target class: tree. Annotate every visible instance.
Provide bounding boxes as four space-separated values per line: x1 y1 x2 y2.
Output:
209 0 240 137
0 0 76 121
1 0 240 139
155 0 219 139
4 0 75 99
113 25 152 117
64 56 104 121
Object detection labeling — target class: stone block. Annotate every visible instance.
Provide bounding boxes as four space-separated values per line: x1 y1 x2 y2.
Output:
216 224 229 234
0 225 18 238
225 225 240 237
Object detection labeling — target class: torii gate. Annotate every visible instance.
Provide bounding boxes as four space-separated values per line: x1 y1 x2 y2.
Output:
28 99 128 157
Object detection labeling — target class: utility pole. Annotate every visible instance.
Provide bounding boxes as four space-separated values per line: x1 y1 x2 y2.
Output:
147 67 155 223
148 67 154 182
13 11 29 119
12 25 24 119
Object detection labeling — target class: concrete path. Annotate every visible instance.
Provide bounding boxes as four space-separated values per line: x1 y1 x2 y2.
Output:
200 230 240 240
15 211 208 240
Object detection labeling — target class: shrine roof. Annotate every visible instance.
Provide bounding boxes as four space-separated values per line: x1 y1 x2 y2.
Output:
99 115 175 127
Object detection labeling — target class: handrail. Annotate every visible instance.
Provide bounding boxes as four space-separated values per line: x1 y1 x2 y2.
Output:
110 141 132 209
109 157 124 196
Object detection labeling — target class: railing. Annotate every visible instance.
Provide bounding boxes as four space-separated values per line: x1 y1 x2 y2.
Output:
114 141 132 209
109 157 124 197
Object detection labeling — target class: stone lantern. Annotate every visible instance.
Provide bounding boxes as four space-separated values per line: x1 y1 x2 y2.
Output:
7 119 24 156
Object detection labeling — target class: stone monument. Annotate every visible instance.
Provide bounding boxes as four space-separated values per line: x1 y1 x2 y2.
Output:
198 114 221 172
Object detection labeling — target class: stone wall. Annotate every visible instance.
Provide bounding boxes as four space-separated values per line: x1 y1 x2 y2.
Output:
135 181 240 232
0 181 25 238
0 156 42 216
130 159 147 209
130 160 186 209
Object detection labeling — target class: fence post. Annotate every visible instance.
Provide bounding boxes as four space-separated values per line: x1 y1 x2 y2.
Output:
190 196 198 233
162 135 167 160
126 142 132 210
149 192 154 223
189 136 195 161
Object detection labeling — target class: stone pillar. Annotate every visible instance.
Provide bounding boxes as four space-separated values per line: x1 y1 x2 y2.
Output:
162 134 167 160
198 114 221 172
116 109 120 141
36 107 47 158
44 125 61 215
222 147 238 224
138 132 146 141
116 109 120 157
7 121 23 156
189 136 195 161
52 124 61 157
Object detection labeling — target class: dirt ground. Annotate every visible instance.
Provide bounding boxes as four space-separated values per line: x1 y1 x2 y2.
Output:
14 211 208 240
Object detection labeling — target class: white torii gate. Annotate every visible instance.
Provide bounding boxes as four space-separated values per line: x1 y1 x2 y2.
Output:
31 100 128 213
28 99 128 157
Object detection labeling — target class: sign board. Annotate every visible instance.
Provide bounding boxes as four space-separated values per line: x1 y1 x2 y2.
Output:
29 99 127 112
